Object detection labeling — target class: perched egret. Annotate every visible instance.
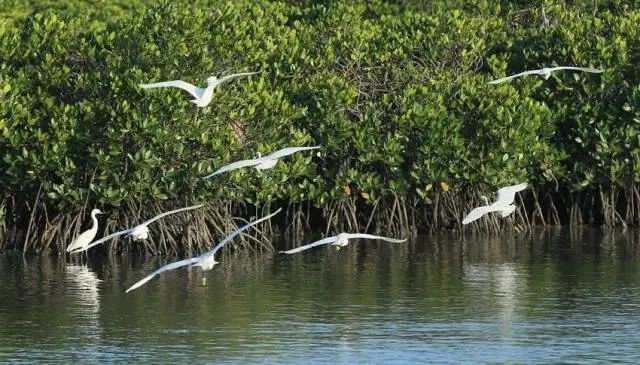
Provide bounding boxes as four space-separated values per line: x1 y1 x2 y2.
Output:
488 66 603 84
70 204 204 254
140 71 260 107
279 233 407 255
462 183 529 224
202 146 320 179
126 208 282 293
66 209 104 253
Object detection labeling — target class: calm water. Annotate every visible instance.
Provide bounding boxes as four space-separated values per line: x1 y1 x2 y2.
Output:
2 228 640 364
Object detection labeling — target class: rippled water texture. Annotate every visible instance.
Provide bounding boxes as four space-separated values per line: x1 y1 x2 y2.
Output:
2 228 640 364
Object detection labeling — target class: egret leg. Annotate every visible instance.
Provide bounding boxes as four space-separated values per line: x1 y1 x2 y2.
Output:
202 276 207 286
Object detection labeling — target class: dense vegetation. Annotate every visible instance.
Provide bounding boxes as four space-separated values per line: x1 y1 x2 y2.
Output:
1 0 640 252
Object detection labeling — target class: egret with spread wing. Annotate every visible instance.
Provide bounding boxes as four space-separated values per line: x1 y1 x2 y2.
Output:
462 183 528 224
202 146 320 179
70 204 204 254
280 233 406 255
140 71 260 107
488 66 603 84
66 209 104 253
126 208 282 293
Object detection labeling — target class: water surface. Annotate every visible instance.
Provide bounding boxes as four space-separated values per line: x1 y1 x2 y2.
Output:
2 228 640 363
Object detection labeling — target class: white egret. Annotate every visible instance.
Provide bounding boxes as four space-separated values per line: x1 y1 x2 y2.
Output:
462 183 528 224
126 208 282 293
202 146 320 179
66 209 104 253
140 71 260 107
279 233 407 255
70 204 204 254
488 66 603 84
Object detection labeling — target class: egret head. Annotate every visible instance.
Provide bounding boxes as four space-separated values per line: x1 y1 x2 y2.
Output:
206 76 218 84
480 195 490 205
91 208 104 216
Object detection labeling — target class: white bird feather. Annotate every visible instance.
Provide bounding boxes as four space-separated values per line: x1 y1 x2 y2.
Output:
125 208 282 293
488 66 603 84
140 71 260 107
462 183 529 224
202 146 320 179
66 209 104 253
280 233 406 255
70 204 204 254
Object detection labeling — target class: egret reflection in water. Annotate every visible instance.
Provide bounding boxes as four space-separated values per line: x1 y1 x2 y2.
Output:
463 262 524 333
64 265 102 339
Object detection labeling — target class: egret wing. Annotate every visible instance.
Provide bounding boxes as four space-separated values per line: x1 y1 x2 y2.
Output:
214 71 261 86
140 80 203 98
279 236 337 255
70 228 132 254
495 182 528 206
265 146 320 160
487 70 541 84
500 205 516 217
344 233 407 243
141 204 205 226
462 206 494 225
548 66 604 74
125 257 201 293
202 158 261 179
67 229 96 252
206 208 282 257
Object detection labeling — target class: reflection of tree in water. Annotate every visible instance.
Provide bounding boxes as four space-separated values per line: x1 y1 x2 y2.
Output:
3 230 640 363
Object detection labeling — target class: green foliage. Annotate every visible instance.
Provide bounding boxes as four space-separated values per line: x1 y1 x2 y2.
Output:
2 0 640 233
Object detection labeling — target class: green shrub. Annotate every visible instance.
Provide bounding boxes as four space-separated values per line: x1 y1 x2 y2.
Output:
3 0 640 250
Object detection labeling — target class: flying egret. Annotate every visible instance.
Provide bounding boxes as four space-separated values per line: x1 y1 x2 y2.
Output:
279 233 407 255
140 71 260 107
462 183 529 224
126 208 282 293
66 209 104 253
488 66 603 84
202 146 320 179
70 204 204 254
